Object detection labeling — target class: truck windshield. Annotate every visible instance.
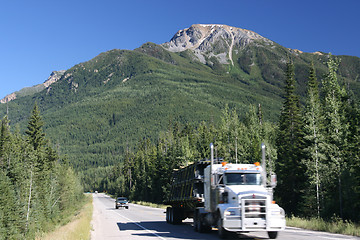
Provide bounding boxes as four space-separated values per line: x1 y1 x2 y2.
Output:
224 173 261 185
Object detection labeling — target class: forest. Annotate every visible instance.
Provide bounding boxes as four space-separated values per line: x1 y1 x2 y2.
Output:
85 56 360 222
0 105 84 239
1 54 359 240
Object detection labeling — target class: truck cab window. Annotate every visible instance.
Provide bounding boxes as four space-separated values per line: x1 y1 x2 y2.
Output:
224 173 261 185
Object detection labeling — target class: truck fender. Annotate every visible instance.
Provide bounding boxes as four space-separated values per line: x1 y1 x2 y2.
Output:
216 207 225 219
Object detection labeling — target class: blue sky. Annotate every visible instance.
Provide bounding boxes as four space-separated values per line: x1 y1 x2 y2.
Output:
1 0 359 99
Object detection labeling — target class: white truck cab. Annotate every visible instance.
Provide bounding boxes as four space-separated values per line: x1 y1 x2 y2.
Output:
204 162 285 238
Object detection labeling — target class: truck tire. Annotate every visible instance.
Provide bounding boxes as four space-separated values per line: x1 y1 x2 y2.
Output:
268 231 278 239
172 207 182 225
195 211 205 232
217 217 228 239
194 211 211 233
166 207 171 223
193 211 199 232
169 208 174 224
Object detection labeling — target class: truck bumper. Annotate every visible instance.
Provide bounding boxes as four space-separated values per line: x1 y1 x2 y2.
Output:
224 217 285 232
223 208 286 232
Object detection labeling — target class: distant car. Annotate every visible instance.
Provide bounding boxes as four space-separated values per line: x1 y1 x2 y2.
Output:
115 197 129 209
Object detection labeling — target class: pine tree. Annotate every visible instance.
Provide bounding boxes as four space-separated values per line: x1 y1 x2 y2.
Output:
321 56 349 218
244 105 263 163
302 63 327 217
275 60 305 215
0 116 10 168
218 105 240 162
344 96 360 221
0 170 22 239
25 103 46 151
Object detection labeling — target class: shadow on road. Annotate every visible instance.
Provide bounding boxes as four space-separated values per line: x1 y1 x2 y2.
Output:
116 221 268 240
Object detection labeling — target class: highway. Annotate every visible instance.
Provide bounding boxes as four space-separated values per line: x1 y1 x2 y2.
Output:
91 193 360 240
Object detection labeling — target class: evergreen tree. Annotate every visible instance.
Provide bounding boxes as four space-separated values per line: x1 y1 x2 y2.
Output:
0 116 11 161
302 63 327 217
0 107 84 239
25 103 46 151
321 56 349 218
0 170 22 239
243 105 263 163
275 60 305 215
344 95 360 221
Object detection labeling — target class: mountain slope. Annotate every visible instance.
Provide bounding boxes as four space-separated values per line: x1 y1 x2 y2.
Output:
1 70 65 103
1 24 360 171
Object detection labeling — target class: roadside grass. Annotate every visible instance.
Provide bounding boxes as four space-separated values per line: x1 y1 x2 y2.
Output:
132 200 169 209
36 194 93 240
108 193 169 209
286 216 360 237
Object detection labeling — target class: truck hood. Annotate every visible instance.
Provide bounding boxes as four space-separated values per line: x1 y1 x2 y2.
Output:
225 185 268 196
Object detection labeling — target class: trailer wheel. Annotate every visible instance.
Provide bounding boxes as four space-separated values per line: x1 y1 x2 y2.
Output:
217 217 228 239
169 208 174 224
268 231 278 239
166 207 171 223
172 207 182 225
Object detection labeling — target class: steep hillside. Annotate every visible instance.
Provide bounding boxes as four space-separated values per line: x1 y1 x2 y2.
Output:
1 24 360 171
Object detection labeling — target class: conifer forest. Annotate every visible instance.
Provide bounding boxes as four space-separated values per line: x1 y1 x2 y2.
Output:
0 105 84 239
84 56 360 222
1 56 360 239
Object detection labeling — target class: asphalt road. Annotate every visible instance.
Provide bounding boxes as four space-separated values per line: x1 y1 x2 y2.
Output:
91 193 360 240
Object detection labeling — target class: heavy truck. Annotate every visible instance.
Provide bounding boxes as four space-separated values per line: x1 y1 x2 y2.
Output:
165 143 285 239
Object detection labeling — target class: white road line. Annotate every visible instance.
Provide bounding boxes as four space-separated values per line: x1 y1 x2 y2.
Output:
319 237 349 240
113 210 167 240
285 228 359 240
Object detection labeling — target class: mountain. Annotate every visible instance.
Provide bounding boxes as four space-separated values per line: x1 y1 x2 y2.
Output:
1 24 360 171
0 70 65 103
162 24 270 65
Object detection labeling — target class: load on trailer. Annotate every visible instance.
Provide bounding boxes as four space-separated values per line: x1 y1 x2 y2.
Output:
165 143 285 239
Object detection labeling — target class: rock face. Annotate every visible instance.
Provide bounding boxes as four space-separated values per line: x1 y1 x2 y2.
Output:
44 70 66 88
0 93 17 104
1 70 65 103
162 24 271 65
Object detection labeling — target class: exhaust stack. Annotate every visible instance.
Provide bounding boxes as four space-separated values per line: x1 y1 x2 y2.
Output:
261 143 266 186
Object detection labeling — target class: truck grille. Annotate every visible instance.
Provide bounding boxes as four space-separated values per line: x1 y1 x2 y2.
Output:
243 198 266 219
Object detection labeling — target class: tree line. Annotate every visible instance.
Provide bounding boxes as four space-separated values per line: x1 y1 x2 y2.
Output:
95 55 360 223
0 104 84 239
90 104 278 205
277 55 360 221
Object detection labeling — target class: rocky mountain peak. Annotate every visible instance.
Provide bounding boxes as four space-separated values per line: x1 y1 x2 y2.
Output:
162 24 271 65
0 70 65 104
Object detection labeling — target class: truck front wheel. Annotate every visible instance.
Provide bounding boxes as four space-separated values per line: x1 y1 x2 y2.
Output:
194 211 211 233
217 217 228 239
193 211 199 232
268 231 278 239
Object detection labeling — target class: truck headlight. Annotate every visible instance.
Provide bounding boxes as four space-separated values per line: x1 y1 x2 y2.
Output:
271 208 285 217
271 210 281 215
225 210 235 216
